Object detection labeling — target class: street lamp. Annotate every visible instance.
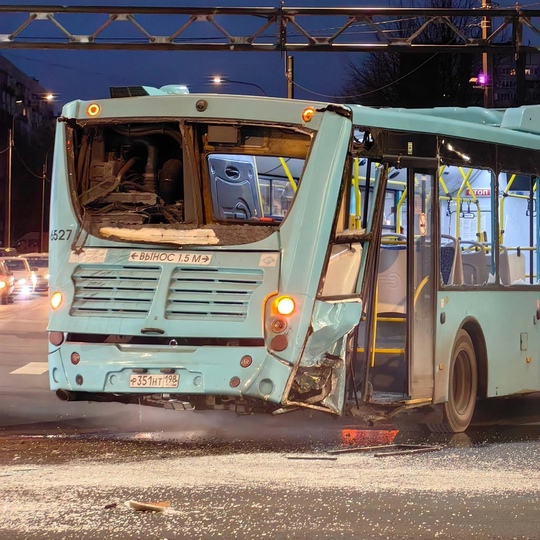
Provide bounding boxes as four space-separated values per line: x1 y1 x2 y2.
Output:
212 76 266 96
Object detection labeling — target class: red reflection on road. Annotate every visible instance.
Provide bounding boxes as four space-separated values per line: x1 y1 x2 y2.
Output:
340 428 398 447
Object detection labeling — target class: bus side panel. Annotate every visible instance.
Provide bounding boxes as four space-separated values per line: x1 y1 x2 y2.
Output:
435 290 540 402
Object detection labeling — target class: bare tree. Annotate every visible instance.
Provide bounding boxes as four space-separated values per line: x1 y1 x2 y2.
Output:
341 0 482 107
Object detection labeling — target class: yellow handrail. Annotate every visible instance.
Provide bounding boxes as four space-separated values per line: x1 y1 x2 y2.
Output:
279 157 297 193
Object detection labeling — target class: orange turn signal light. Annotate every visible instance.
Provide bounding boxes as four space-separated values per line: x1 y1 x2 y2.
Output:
301 107 316 123
275 296 295 316
86 103 101 117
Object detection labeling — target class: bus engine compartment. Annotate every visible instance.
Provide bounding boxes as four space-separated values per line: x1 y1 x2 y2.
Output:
66 119 311 246
75 123 185 228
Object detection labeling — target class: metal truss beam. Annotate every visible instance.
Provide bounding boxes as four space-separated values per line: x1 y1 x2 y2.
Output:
0 5 539 53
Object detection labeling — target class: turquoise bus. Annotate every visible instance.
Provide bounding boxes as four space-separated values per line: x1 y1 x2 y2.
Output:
47 86 540 433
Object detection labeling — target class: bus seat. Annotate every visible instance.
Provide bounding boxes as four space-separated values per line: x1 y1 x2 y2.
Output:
499 247 511 285
440 235 463 285
508 252 526 283
499 247 526 285
461 242 489 285
377 246 407 313
321 243 362 296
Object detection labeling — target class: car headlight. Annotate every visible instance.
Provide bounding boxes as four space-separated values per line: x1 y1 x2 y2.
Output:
20 285 31 296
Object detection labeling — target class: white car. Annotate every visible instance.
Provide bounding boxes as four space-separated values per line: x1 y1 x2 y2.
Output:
0 257 36 297
23 253 49 293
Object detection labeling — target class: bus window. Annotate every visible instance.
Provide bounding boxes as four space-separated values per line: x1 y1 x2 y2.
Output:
498 172 536 285
437 160 495 286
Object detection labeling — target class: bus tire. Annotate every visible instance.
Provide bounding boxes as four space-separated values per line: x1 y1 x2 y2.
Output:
428 329 477 434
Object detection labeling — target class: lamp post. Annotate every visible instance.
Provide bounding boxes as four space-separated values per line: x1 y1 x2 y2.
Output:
40 154 48 253
212 76 266 96
5 96 23 248
6 115 14 248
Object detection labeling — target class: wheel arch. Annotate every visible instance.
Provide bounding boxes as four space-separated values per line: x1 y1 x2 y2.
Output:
461 317 488 399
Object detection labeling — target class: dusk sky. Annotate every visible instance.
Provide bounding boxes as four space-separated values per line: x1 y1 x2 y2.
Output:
0 0 523 108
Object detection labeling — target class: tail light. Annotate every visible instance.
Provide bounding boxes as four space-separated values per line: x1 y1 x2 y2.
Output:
265 294 299 353
49 331 65 346
50 291 62 309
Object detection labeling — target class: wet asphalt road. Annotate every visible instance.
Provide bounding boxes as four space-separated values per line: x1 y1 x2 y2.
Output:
1 296 540 539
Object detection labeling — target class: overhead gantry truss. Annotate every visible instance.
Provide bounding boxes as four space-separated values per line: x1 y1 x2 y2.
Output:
0 5 540 53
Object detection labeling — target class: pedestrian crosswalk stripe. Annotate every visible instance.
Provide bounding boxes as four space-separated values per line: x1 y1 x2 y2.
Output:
10 362 49 375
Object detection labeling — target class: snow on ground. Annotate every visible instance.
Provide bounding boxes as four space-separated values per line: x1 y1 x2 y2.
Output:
1 439 539 539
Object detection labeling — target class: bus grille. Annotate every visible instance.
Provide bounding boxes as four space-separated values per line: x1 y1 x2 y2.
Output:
71 265 161 317
166 267 263 321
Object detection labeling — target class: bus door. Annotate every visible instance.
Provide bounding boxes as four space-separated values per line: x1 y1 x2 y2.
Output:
407 169 436 400
360 162 436 404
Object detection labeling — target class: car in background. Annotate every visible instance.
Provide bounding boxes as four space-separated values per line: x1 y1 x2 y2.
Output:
0 260 15 304
0 257 36 298
0 247 17 257
23 253 49 293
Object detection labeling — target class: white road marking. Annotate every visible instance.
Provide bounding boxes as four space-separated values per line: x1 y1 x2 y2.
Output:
10 362 49 375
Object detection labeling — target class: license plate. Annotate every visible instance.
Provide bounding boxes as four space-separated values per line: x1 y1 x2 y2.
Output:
129 373 179 388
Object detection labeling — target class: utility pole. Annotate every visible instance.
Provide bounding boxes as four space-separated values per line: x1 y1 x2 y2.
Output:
482 0 494 108
514 4 527 105
286 54 294 99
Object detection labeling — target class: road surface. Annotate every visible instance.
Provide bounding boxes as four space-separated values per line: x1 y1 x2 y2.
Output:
0 296 539 540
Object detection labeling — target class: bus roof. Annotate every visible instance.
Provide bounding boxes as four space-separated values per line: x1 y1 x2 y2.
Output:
61 90 540 151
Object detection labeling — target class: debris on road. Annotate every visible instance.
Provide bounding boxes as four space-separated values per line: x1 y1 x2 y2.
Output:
285 455 338 461
125 500 170 512
328 443 442 457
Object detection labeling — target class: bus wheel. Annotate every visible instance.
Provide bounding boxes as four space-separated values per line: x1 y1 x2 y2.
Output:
428 329 477 434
